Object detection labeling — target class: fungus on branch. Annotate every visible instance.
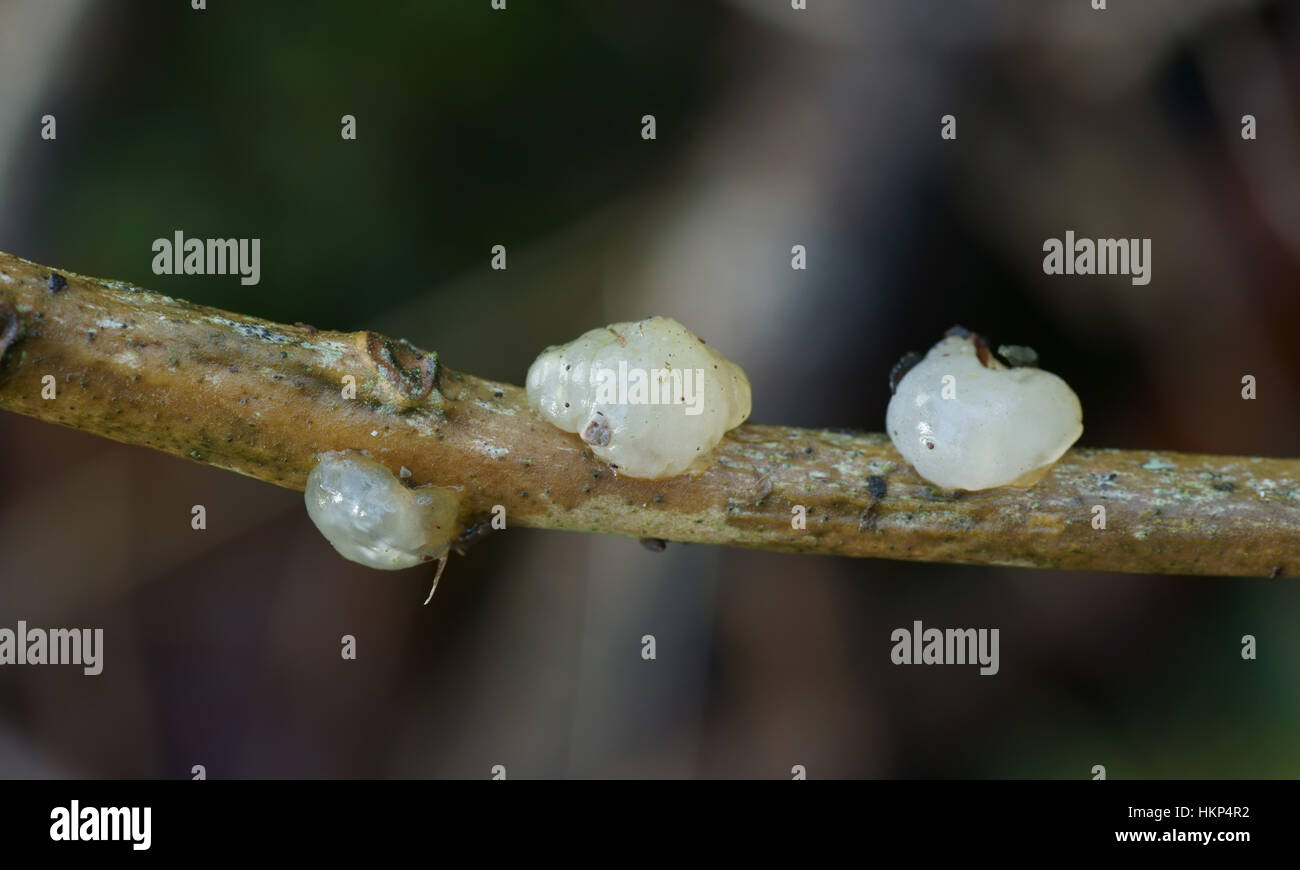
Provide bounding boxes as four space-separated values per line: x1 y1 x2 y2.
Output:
526 316 752 479
887 328 1083 490
0 251 1297 579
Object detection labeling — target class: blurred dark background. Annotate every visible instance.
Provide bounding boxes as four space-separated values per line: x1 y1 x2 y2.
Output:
1 0 1299 778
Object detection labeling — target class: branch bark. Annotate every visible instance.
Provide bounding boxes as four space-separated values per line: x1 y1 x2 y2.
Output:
1 250 1297 578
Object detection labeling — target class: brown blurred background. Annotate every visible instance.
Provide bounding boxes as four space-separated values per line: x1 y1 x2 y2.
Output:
1 0 1298 778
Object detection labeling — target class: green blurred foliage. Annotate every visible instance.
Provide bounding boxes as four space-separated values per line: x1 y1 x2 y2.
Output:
38 0 723 325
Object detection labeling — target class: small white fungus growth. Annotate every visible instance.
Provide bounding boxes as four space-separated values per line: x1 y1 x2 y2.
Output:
525 316 752 479
886 331 1083 490
305 451 459 589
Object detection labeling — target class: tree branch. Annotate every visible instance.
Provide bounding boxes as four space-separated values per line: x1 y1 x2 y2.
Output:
1 250 1296 578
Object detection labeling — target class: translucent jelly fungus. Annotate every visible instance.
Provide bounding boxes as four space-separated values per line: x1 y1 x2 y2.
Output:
526 316 752 478
305 450 459 587
886 328 1083 490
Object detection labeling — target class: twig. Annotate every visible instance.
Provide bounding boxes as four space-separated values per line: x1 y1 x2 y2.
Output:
1 250 1297 578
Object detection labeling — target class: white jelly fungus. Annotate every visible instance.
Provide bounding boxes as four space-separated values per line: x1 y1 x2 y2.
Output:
525 316 752 479
886 329 1083 490
304 451 460 599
